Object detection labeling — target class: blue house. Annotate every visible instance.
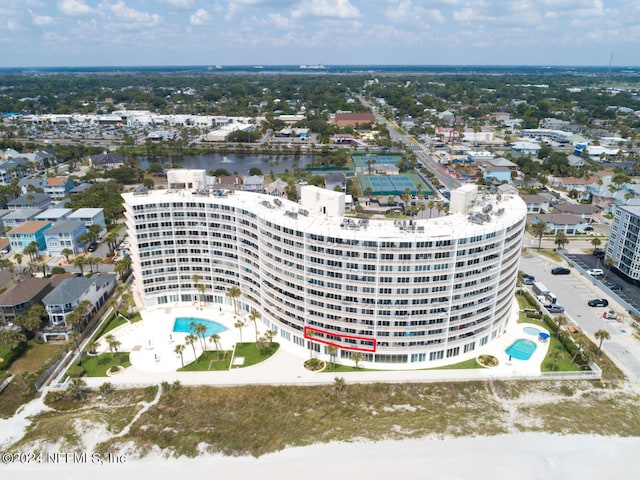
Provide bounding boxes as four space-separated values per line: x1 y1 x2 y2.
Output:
7 220 52 253
44 220 87 256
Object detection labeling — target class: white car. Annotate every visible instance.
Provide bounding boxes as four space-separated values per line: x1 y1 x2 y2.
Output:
603 310 617 320
586 268 604 277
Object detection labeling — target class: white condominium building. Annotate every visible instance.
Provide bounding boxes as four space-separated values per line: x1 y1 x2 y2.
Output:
607 204 640 281
123 173 527 369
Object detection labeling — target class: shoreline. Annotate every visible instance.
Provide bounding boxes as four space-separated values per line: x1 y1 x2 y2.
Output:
3 433 639 479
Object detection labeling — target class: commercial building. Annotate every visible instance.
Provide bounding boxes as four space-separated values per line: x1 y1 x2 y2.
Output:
123 173 527 369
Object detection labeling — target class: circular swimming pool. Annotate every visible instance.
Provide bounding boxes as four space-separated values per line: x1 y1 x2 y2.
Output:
505 339 537 360
173 317 227 337
523 326 540 336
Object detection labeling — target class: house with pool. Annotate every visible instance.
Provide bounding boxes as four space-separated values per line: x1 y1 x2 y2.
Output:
122 171 527 369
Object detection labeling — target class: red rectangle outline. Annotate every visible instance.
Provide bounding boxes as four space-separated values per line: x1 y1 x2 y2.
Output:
304 326 377 353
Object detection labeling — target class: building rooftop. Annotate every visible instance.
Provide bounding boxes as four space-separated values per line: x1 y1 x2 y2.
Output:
123 186 526 241
3 208 45 221
34 208 73 221
67 208 103 218
0 277 51 307
44 219 85 235
7 220 51 234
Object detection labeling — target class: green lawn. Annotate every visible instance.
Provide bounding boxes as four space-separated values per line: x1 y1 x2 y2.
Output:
8 342 62 375
81 352 131 377
535 249 565 263
430 358 483 370
322 362 376 373
231 342 279 368
179 350 232 371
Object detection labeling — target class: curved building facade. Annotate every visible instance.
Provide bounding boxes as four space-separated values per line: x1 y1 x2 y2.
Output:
123 177 526 369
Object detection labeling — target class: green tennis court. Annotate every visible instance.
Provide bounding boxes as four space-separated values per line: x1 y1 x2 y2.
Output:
358 174 432 196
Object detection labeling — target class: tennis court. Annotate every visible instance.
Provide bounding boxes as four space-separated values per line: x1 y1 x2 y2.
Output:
358 174 432 196
352 153 403 171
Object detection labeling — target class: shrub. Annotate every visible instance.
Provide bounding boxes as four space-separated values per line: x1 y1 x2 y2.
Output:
66 365 84 378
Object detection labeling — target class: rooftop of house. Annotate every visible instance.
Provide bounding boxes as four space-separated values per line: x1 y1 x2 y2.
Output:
7 220 51 235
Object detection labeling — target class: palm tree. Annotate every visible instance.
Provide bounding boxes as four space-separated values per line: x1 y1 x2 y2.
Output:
590 237 602 252
174 344 185 367
264 329 276 349
61 248 74 263
549 349 564 371
435 202 445 217
191 321 208 351
570 338 585 366
104 230 119 256
554 231 568 251
0 329 26 351
114 257 132 281
226 286 241 314
307 329 316 359
594 329 611 357
427 200 435 218
105 334 121 358
72 255 87 276
209 333 221 359
248 309 260 341
234 319 245 342
530 221 548 249
327 344 338 369
23 241 39 261
555 316 568 340
185 334 198 363
352 351 363 369
603 257 615 280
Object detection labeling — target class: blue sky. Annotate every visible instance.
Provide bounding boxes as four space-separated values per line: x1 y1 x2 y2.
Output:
0 0 638 67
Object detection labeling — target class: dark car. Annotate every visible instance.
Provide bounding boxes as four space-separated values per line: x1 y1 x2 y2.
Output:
551 267 571 275
593 250 605 259
605 282 623 291
544 304 565 314
87 243 97 252
588 298 609 307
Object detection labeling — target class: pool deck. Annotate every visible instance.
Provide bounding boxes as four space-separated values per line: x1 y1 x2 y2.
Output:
86 301 551 388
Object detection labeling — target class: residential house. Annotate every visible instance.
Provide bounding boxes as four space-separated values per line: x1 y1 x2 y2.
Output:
551 203 600 223
243 175 264 192
0 158 30 185
1 208 45 229
7 220 52 253
41 273 117 342
531 213 588 234
265 178 288 197
7 193 52 210
0 210 11 233
0 277 53 326
67 208 107 234
215 175 243 191
44 176 75 199
325 173 347 192
510 141 541 156
34 208 73 224
520 194 550 214
89 152 125 169
44 220 87 256
0 237 10 255
19 177 47 194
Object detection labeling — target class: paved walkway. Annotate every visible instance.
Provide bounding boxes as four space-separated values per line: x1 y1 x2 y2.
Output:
81 302 555 389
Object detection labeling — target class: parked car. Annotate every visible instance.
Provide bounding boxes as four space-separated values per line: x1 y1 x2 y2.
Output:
603 310 617 320
87 243 97 252
586 268 604 277
588 298 609 307
544 304 565 314
551 267 571 275
605 282 623 291
521 273 535 285
593 250 605 259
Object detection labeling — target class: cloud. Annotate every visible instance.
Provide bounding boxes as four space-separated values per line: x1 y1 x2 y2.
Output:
291 0 361 19
57 0 93 16
383 1 445 25
104 1 162 27
30 10 55 26
190 8 211 26
162 0 194 7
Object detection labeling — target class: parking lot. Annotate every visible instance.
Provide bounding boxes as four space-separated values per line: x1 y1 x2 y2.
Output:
564 252 640 317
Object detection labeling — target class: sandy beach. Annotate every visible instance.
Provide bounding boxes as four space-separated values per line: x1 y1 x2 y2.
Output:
3 433 639 480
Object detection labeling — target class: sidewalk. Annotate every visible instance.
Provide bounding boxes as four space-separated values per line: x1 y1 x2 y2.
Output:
80 302 557 389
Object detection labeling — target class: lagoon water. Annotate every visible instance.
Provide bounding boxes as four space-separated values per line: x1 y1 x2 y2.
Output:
137 153 315 175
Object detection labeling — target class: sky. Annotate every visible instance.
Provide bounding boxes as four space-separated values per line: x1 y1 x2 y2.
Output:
0 0 638 67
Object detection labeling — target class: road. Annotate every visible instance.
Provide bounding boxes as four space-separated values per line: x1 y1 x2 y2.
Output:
356 93 462 193
520 253 640 382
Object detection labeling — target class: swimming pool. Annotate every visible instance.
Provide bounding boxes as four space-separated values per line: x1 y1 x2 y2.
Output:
173 317 227 337
505 339 537 360
523 326 540 336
